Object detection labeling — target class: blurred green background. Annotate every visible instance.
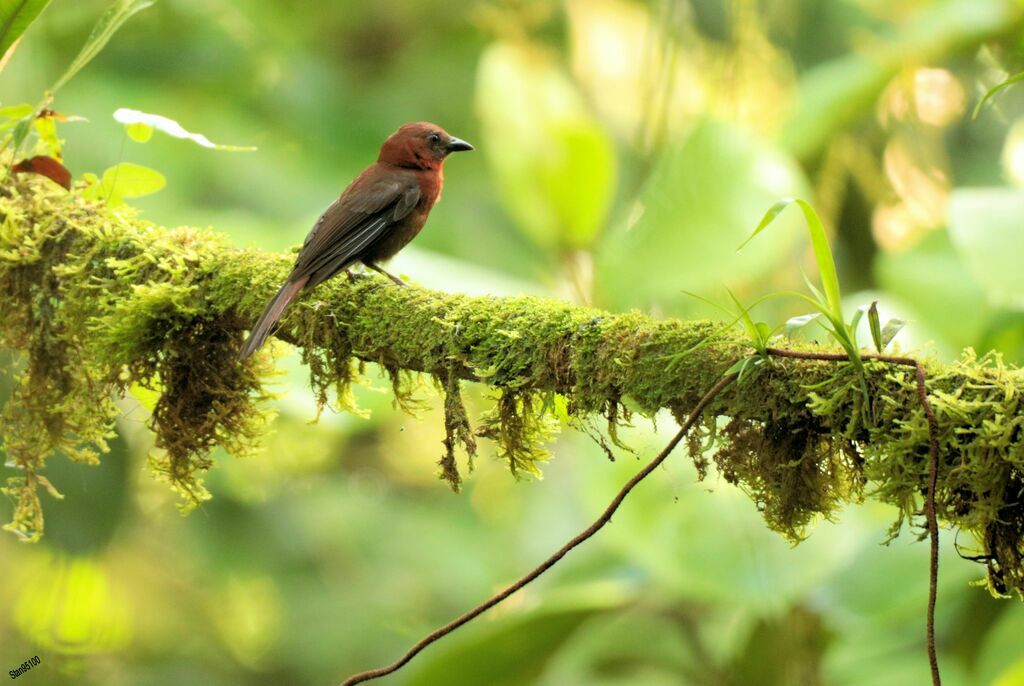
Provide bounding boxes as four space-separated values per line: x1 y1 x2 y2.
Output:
4 0 1024 684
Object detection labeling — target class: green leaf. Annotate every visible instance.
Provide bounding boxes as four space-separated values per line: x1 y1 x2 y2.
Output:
875 230 989 352
725 287 760 350
10 115 30 147
51 0 157 94
948 188 1024 309
124 122 152 143
0 0 52 66
880 318 907 349
740 198 842 322
596 120 809 312
0 103 32 119
723 356 755 378
80 162 165 206
113 108 257 151
973 70 1024 120
33 115 59 157
403 591 624 686
779 0 1020 159
754 322 772 347
868 302 883 353
850 303 869 334
475 42 615 251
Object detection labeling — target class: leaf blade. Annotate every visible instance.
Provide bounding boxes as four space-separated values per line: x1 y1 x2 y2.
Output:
51 0 157 94
0 0 52 68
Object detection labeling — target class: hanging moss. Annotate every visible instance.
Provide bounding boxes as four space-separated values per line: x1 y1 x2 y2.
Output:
4 173 1024 600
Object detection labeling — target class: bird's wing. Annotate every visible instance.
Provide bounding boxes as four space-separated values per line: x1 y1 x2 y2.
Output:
290 169 420 287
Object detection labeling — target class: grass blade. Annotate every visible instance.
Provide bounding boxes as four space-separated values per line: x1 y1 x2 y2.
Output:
973 71 1024 120
741 198 842 321
51 0 156 94
0 0 52 68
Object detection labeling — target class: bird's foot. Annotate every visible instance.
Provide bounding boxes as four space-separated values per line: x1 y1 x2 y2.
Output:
365 262 407 287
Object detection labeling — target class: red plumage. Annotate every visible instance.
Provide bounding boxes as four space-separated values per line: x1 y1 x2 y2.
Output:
238 122 473 360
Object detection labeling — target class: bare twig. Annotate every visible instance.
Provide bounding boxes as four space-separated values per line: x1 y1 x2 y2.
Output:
766 348 942 686
338 373 739 686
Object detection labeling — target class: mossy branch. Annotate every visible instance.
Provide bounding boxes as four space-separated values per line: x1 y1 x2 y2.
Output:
2 175 1024 599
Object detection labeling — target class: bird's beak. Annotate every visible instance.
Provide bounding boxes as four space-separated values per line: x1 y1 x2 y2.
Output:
447 137 474 153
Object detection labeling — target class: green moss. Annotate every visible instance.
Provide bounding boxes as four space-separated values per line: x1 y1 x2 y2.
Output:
4 173 1024 600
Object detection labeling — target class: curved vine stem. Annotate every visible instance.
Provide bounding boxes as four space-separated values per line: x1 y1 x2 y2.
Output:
766 348 942 686
338 373 739 686
339 347 944 686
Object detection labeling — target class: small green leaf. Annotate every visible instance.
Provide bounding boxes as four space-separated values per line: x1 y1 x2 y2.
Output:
880 318 907 349
81 162 165 206
0 0 53 67
973 70 1024 120
0 103 33 119
868 301 883 353
124 121 152 143
113 108 255 151
724 356 754 377
51 0 157 94
754 321 772 345
33 115 59 157
10 115 31 147
850 303 869 333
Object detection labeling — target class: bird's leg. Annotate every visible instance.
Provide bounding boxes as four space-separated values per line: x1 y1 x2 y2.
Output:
365 262 406 287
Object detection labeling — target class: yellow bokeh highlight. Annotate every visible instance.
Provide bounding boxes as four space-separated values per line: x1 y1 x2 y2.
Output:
13 552 132 655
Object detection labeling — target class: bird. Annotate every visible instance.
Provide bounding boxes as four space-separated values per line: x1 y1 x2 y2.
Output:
237 122 474 361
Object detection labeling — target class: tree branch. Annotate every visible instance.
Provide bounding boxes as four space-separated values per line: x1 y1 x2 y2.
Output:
1 175 1023 608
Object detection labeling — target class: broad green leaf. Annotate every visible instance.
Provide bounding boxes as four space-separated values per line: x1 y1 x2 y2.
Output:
948 188 1024 309
0 0 52 66
973 70 1024 120
475 41 616 251
596 120 809 312
868 302 883 353
967 595 1024 685
113 108 257 151
403 590 625 686
741 198 842 322
81 162 165 206
875 230 989 352
780 0 1020 159
51 0 157 94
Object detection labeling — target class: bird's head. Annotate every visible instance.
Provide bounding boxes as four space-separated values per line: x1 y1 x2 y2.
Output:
378 122 474 170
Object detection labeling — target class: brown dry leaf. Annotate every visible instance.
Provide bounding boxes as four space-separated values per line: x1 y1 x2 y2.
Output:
12 155 72 190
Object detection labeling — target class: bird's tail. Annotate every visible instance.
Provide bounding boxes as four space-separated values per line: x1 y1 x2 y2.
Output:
238 277 308 361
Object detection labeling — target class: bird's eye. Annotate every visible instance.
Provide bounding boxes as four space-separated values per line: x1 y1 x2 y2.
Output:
428 133 441 143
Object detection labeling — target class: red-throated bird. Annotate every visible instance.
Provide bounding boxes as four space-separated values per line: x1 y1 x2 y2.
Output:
238 122 473 360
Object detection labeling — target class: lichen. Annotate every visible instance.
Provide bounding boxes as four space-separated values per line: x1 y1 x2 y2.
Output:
4 172 1024 601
